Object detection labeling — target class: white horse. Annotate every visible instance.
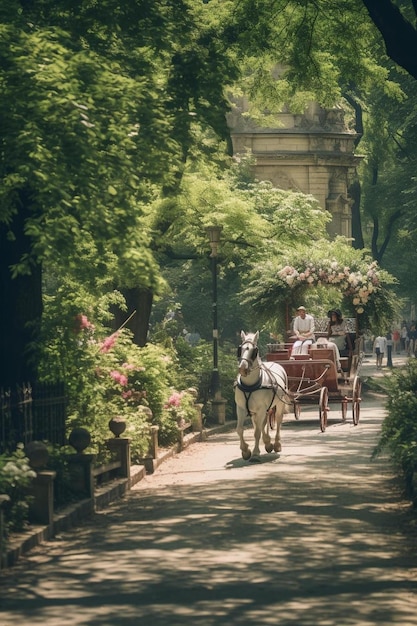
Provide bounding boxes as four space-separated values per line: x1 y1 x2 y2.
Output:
235 330 289 461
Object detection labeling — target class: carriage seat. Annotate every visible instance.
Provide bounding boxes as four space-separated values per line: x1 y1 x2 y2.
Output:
266 348 291 361
309 347 349 375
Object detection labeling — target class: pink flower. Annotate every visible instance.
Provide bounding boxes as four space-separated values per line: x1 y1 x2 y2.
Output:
100 332 119 353
74 314 95 333
110 370 128 386
164 392 182 409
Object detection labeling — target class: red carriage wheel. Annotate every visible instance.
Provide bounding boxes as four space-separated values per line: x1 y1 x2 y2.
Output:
352 375 362 426
319 386 329 432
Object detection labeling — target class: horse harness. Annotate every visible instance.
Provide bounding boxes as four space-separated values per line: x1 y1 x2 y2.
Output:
235 362 284 417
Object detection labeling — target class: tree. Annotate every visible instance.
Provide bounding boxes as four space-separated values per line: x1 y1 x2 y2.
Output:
0 0 238 383
148 157 331 342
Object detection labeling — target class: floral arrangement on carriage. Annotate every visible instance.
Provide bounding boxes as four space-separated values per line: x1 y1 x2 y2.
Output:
240 238 398 336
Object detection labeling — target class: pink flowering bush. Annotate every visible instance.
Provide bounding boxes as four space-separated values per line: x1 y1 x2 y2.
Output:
163 389 199 427
38 298 179 459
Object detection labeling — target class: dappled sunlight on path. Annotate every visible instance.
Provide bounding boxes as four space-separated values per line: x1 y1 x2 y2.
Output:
1 391 417 625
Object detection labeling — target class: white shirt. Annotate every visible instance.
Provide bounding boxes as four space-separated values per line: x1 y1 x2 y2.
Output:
374 336 387 353
293 314 315 339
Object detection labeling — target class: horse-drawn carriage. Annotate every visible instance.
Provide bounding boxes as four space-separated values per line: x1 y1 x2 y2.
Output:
234 329 363 461
265 317 363 432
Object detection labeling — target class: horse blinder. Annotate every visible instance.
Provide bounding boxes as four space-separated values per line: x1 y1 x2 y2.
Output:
237 345 258 360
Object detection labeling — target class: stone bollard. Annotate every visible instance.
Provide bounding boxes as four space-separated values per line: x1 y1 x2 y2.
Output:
25 441 56 526
106 416 131 479
140 425 159 475
148 425 159 460
211 396 227 425
67 428 96 499
192 403 204 433
28 471 56 525
67 454 95 499
106 438 131 480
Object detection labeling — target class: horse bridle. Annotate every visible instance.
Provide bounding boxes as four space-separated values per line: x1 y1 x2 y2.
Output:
237 340 259 363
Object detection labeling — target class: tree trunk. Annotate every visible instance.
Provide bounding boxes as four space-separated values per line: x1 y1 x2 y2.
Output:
362 0 417 80
112 287 153 347
0 205 43 386
349 179 364 249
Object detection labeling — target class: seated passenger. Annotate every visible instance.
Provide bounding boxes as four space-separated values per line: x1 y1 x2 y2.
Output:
314 309 347 371
327 309 347 351
291 306 315 357
315 337 342 371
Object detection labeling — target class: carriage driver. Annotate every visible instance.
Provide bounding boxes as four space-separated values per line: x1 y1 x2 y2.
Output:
291 306 315 356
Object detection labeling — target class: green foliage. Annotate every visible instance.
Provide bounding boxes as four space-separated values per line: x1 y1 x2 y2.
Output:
149 158 332 344
0 445 36 533
241 238 398 334
37 281 214 457
225 0 396 112
374 360 417 500
45 444 79 509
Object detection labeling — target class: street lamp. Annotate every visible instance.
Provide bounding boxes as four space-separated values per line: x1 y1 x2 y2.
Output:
206 225 223 400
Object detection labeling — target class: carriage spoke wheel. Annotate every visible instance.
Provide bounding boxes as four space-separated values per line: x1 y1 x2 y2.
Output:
352 375 362 426
294 401 301 420
319 386 329 432
268 407 276 430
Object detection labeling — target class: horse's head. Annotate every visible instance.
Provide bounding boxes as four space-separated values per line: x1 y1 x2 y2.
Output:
238 330 260 377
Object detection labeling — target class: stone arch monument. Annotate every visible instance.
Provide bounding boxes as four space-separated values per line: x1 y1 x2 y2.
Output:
227 99 362 239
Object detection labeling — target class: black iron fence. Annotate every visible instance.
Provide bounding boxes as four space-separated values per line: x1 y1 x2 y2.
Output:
0 382 67 454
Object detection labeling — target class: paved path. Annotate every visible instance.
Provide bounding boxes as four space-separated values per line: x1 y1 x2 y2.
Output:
1 355 417 625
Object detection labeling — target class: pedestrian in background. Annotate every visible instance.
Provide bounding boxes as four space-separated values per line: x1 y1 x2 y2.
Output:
408 323 417 357
374 334 387 370
386 331 393 368
401 323 408 353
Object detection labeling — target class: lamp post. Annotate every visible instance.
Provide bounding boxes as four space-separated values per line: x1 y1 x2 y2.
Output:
206 225 223 400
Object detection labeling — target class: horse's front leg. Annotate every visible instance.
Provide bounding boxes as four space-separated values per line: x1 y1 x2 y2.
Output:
236 407 251 460
262 414 274 453
251 413 264 458
273 404 285 453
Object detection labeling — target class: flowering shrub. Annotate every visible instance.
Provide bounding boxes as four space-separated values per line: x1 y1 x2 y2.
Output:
163 389 198 426
0 445 36 533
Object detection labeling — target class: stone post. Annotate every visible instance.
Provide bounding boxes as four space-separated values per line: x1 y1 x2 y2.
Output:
106 438 131 479
148 425 159 460
211 396 227 425
192 403 204 433
28 471 56 525
141 425 159 475
25 441 56 526
67 453 96 499
67 427 95 498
